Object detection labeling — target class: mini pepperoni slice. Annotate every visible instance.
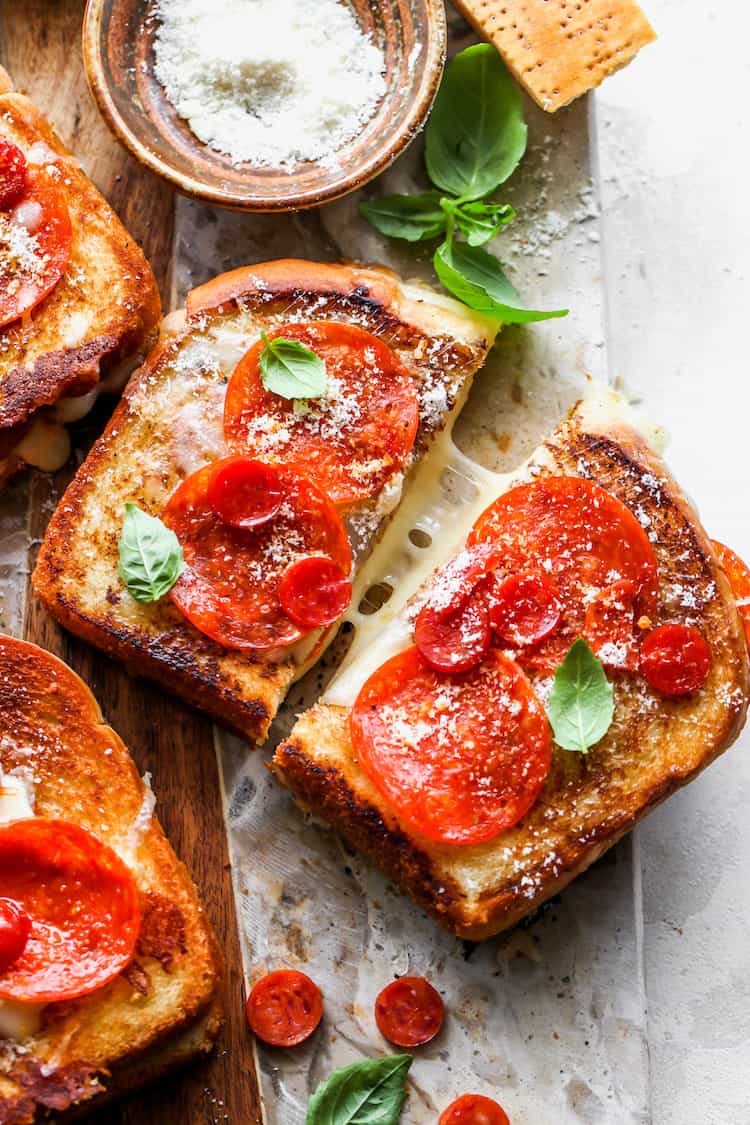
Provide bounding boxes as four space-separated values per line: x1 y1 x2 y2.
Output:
584 579 639 671
351 646 551 845
712 540 750 647
0 819 140 1003
439 1093 510 1125
164 457 351 651
640 623 711 697
207 456 283 529
375 976 444 1047
246 969 323 1047
278 556 352 629
489 572 561 648
415 596 490 674
224 322 419 505
413 544 497 673
469 477 658 671
0 164 72 328
0 899 30 974
0 140 28 211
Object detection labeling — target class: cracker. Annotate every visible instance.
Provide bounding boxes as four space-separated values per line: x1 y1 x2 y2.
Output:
452 0 656 112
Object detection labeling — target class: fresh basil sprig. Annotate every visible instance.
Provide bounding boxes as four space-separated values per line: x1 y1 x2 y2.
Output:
259 331 327 400
425 43 527 200
118 502 184 603
359 192 447 243
435 240 567 324
360 43 567 324
547 639 614 754
306 1054 412 1125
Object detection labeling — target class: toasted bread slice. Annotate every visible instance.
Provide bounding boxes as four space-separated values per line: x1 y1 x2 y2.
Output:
33 260 498 745
0 635 221 1122
273 392 750 941
0 69 161 483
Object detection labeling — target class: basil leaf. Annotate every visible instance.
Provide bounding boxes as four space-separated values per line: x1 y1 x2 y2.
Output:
425 44 527 200
360 192 447 242
259 331 327 399
434 240 568 324
453 201 515 247
547 639 614 754
306 1054 412 1125
118 502 184 603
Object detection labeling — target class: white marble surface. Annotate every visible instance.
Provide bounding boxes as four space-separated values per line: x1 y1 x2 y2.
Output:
597 2 750 1122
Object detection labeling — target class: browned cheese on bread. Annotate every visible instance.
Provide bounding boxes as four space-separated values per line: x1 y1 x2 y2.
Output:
0 636 221 1123
452 0 656 112
0 74 161 483
273 395 749 941
33 260 497 745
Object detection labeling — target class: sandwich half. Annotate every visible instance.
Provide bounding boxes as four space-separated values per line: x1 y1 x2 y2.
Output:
33 259 498 745
0 635 221 1121
273 391 750 940
0 68 160 487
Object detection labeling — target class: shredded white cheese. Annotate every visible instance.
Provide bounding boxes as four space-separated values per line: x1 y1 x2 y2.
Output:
152 0 387 168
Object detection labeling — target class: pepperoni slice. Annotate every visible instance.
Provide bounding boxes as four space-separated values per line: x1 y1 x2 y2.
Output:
375 976 444 1047
0 820 140 1003
412 544 496 673
350 647 551 845
469 477 658 671
489 572 561 648
0 140 28 211
0 164 72 328
278 556 352 629
712 540 750 647
439 1093 510 1125
246 969 323 1047
640 624 711 697
164 457 351 651
224 322 419 505
584 579 639 671
0 899 30 974
207 456 283 529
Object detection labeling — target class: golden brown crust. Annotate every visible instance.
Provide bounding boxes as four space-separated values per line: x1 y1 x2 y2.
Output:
274 400 750 940
0 85 161 433
33 260 495 745
0 636 222 1121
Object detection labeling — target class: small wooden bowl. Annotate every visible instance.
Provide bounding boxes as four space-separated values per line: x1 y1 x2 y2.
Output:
82 0 446 213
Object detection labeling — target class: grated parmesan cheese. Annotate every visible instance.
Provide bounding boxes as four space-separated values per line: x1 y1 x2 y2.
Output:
152 0 387 168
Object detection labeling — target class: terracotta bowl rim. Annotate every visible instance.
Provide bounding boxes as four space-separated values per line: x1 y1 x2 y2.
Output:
82 0 447 213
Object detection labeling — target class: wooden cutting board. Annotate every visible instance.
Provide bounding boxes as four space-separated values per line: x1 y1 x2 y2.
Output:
0 2 262 1121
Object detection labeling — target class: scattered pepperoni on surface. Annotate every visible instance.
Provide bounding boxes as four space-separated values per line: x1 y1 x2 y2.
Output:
712 539 750 647
278 555 352 629
0 898 31 975
206 456 283 529
164 457 351 651
0 140 28 211
374 976 444 1047
468 477 658 671
0 820 140 1003
246 969 323 1048
583 579 639 671
350 646 551 845
0 164 72 328
639 623 711 697
438 1093 510 1125
489 572 561 649
224 321 419 505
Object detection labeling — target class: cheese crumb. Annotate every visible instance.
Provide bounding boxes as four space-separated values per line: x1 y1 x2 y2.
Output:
153 0 387 168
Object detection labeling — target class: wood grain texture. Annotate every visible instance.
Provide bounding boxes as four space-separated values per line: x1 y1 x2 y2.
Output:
1 2 262 1121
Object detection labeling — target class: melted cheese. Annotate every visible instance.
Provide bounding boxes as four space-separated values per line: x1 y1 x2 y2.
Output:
325 385 664 707
0 772 44 1042
14 418 70 472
